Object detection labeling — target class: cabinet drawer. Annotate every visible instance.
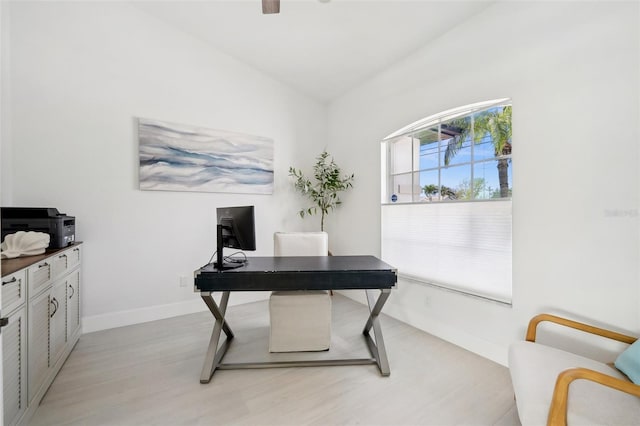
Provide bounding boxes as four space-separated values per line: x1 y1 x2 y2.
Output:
50 252 69 281
28 261 52 298
50 246 82 282
2 269 26 315
67 246 81 269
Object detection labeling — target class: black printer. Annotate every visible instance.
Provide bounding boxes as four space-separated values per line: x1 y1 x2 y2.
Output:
1 207 76 248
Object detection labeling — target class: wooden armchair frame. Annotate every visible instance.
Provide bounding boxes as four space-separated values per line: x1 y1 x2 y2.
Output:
525 314 639 426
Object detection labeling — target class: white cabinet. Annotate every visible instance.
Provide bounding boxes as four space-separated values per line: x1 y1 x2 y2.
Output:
28 278 69 402
2 269 28 426
2 270 26 317
2 307 27 426
67 246 81 270
27 261 51 298
27 244 83 405
1 243 83 425
27 290 49 403
66 269 81 341
49 279 68 366
50 246 80 283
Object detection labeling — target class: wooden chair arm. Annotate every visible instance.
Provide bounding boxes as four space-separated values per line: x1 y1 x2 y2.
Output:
526 314 637 344
547 367 640 426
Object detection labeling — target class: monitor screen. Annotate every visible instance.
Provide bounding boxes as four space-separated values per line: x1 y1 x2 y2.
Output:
214 206 256 270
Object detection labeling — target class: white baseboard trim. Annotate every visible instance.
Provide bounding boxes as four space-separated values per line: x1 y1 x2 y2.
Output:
82 292 270 334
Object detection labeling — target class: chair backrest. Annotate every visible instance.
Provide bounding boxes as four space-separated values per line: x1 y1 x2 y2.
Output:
274 232 328 257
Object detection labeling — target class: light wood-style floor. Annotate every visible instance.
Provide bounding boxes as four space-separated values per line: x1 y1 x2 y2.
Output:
30 294 520 426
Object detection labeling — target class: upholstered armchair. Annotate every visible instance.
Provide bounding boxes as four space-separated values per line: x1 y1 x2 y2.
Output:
509 314 640 425
268 232 331 352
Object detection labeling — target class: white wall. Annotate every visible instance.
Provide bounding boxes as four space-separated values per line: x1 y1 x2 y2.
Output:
5 1 327 331
0 1 6 420
1 0 11 204
327 1 640 365
5 0 639 366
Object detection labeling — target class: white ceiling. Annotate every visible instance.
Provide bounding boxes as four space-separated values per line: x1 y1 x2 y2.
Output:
132 0 493 103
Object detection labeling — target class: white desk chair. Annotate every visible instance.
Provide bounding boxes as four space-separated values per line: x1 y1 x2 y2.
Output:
269 232 331 352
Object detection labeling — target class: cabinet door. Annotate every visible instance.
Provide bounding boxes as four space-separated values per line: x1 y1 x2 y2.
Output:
50 280 67 366
28 289 50 403
66 269 81 340
3 307 27 426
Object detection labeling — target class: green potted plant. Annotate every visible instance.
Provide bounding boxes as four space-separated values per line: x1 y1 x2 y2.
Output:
289 151 354 232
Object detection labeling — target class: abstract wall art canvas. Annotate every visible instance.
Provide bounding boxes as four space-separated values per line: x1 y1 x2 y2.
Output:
138 118 274 194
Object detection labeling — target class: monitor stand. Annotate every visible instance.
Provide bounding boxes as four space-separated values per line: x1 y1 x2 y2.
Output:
214 224 244 271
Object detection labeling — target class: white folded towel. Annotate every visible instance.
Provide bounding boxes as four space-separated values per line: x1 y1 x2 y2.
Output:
1 231 50 259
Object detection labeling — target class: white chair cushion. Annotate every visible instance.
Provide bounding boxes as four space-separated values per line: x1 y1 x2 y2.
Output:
509 341 640 425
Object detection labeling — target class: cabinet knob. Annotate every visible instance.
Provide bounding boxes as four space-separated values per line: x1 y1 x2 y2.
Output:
0 317 8 329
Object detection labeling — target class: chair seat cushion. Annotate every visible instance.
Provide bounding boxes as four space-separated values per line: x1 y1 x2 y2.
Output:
509 341 640 425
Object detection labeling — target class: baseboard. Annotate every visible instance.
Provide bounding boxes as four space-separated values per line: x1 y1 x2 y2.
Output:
82 292 270 334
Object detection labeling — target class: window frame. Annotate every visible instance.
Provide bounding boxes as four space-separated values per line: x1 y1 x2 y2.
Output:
380 99 513 304
382 98 512 205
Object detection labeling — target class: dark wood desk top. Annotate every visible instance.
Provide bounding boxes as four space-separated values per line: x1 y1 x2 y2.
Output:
195 255 397 292
1 242 83 277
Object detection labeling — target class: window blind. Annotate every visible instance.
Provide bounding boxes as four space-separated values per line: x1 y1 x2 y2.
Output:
381 200 512 303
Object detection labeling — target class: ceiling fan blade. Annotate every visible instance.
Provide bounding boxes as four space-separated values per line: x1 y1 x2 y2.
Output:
262 0 280 14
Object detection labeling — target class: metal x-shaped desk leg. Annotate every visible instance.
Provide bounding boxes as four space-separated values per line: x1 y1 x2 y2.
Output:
199 288 392 382
200 291 234 383
363 288 392 376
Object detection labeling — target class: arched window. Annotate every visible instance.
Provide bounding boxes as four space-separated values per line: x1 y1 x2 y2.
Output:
381 99 512 303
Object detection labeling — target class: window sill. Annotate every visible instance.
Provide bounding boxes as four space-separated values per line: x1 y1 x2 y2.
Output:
398 273 513 307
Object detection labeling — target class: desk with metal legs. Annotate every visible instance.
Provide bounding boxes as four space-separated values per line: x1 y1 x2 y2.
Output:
194 255 397 383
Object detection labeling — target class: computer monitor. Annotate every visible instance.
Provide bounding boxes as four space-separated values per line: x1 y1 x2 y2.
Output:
215 205 256 270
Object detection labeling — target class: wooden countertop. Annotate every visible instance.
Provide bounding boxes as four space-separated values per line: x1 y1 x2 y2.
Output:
1 242 83 277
